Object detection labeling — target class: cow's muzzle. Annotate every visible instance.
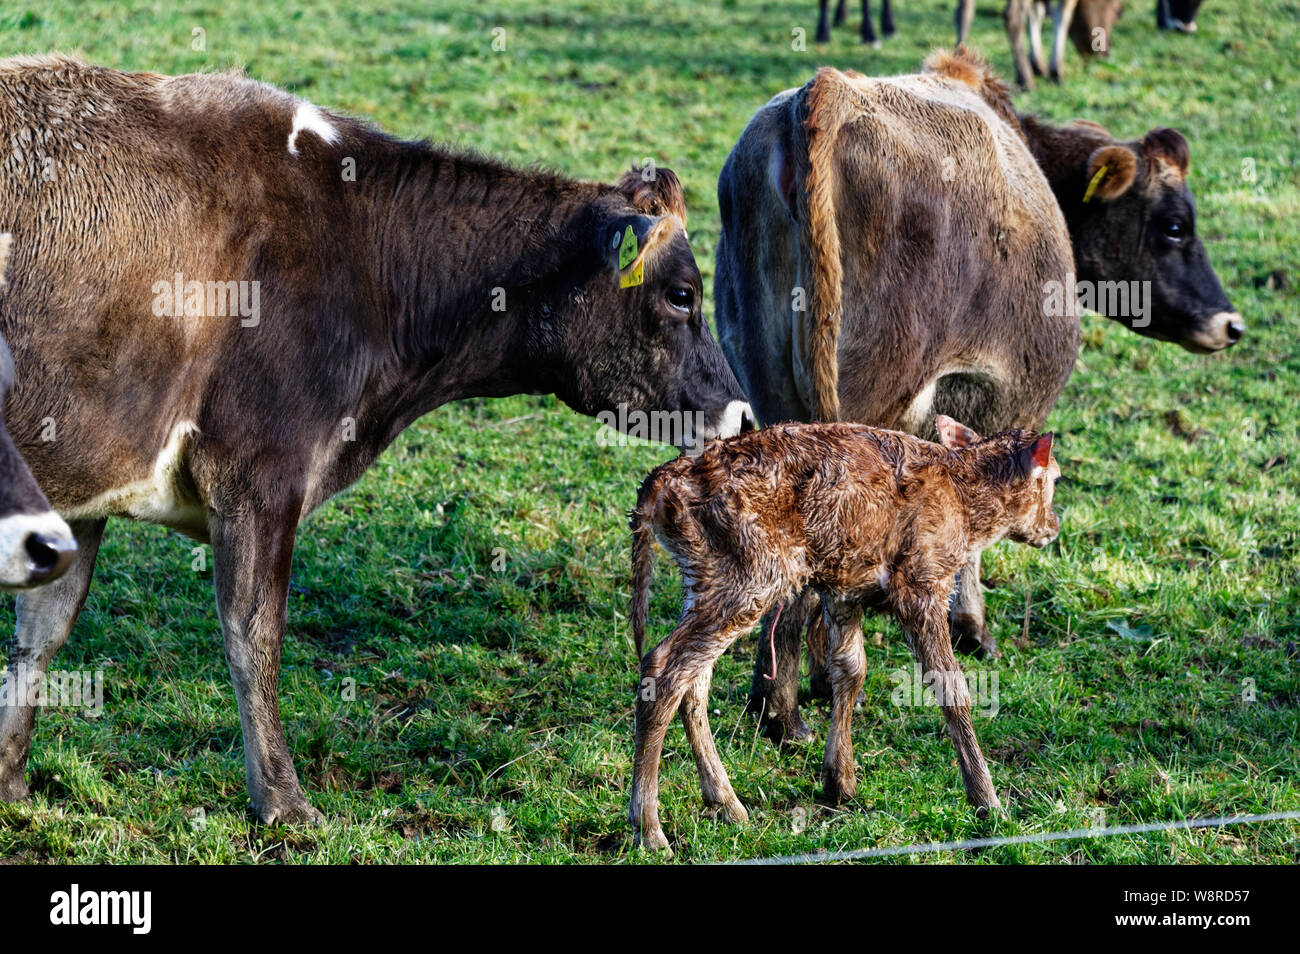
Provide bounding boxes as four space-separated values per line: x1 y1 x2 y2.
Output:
1181 311 1244 353
0 511 77 589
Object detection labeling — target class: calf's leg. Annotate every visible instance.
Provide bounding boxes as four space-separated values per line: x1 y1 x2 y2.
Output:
820 599 865 804
210 502 321 825
0 518 105 800
680 667 747 823
901 596 1000 815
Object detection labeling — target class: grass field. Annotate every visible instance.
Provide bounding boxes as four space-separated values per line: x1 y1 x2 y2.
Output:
0 0 1296 864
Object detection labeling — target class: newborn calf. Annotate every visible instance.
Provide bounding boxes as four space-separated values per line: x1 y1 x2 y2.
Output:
627 417 1060 851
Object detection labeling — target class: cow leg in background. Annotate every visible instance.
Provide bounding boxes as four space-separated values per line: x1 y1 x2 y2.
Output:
956 0 976 44
880 0 896 37
0 518 106 800
1049 0 1080 81
746 586 816 743
834 0 848 26
817 0 835 43
861 0 880 47
210 501 322 825
1027 2 1049 77
950 549 999 657
1005 1 1036 89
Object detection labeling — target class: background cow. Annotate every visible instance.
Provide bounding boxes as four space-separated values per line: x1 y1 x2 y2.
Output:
0 55 752 821
0 234 76 592
715 48 1238 742
957 1 1125 88
1157 0 1202 32
816 0 897 46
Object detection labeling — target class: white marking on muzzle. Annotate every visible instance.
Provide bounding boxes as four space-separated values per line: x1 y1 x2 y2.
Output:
287 102 340 155
701 400 754 441
1185 311 1244 352
0 510 74 589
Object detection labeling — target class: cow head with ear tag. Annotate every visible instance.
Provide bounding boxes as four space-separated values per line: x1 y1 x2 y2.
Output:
1045 122 1242 353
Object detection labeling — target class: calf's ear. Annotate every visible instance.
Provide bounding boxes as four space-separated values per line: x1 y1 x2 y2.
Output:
935 414 979 448
616 166 688 228
1021 432 1054 474
1082 145 1138 203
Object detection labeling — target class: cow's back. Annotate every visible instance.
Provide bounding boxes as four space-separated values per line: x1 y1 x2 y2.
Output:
715 53 1079 438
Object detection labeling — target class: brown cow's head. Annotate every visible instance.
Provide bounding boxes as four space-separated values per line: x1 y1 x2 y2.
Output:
1058 125 1241 352
550 169 753 451
1068 0 1124 58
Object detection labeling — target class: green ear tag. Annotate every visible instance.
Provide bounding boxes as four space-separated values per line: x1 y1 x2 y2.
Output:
618 224 638 270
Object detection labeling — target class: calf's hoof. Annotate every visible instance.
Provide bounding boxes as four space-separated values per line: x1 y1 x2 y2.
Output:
746 695 816 745
254 793 325 826
951 614 1000 658
709 796 748 824
820 770 857 806
633 826 673 856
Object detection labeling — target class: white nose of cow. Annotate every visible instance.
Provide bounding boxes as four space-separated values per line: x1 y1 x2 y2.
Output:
0 510 77 589
1186 311 1244 352
706 400 755 440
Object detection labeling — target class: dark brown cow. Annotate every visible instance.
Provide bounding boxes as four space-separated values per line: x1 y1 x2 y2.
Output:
0 54 753 822
715 48 1237 743
0 234 76 591
628 416 1060 852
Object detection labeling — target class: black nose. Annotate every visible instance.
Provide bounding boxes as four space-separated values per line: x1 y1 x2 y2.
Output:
25 532 76 583
1226 318 1244 344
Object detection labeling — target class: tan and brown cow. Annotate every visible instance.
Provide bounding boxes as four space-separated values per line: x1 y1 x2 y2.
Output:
0 54 752 821
715 47 1238 742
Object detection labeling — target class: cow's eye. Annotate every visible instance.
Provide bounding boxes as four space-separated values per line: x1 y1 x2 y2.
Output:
1159 218 1186 246
667 286 694 313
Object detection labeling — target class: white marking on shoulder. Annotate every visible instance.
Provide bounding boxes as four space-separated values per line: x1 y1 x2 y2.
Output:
287 102 340 156
63 421 205 528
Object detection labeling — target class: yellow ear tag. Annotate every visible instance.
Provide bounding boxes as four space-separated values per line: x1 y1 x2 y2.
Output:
619 256 644 289
1082 164 1109 203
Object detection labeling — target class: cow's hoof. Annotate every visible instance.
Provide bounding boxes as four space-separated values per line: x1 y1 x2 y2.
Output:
759 710 815 746
0 773 30 803
633 826 673 856
255 794 325 826
952 615 1000 658
711 797 748 824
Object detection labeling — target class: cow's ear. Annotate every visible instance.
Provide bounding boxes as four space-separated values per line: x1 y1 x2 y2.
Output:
1082 145 1137 203
1140 127 1190 176
935 414 979 448
616 166 687 227
1020 432 1054 474
601 214 657 272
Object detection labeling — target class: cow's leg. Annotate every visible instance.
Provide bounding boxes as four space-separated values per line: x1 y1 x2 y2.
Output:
820 599 865 804
1027 1 1049 76
210 502 320 825
1005 1 1036 89
951 549 999 657
0 518 105 801
817 0 834 43
956 0 976 44
746 586 817 744
860 0 880 46
680 667 747 823
880 0 896 37
1156 0 1172 30
834 0 848 26
901 594 999 815
1049 0 1079 81
631 605 762 852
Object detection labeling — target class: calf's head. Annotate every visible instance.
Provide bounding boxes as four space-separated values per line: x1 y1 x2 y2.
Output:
936 415 1061 549
552 169 753 450
1063 125 1241 352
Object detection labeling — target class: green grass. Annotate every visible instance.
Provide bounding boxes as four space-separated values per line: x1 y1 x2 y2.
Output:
0 0 1297 863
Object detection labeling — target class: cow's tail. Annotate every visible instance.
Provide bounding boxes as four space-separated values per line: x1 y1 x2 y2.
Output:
630 503 656 661
800 68 851 423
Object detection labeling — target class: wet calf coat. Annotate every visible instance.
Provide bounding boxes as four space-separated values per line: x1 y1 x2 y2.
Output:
627 418 1060 852
0 55 752 822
